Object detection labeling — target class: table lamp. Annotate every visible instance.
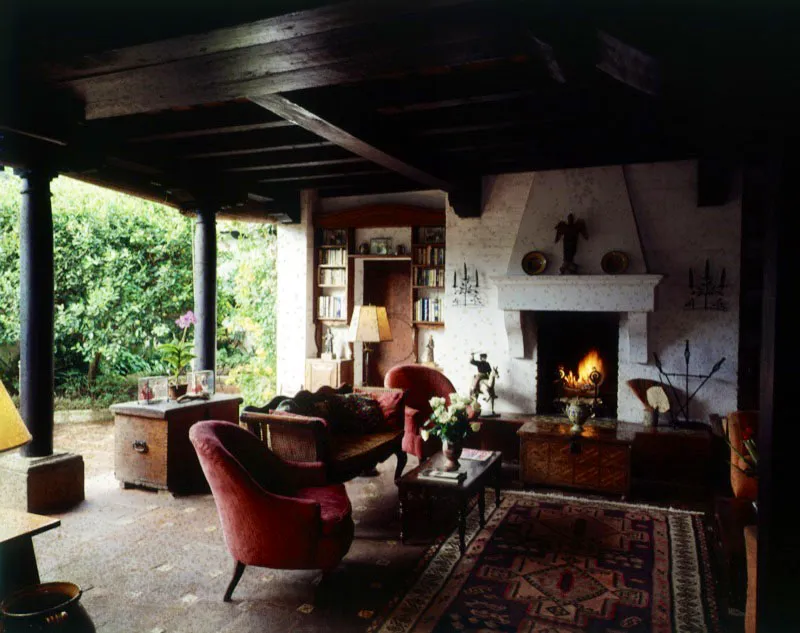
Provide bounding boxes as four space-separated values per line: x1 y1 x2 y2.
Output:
0 380 31 454
348 305 392 386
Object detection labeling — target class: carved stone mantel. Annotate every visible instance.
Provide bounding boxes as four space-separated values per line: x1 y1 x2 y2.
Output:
490 274 663 363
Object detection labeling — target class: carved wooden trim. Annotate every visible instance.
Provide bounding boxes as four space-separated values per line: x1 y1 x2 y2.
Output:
314 204 444 228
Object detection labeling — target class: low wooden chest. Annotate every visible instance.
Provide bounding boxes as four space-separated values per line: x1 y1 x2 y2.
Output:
518 418 632 496
110 394 242 494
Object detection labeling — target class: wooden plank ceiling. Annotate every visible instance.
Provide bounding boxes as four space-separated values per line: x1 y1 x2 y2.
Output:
0 0 794 220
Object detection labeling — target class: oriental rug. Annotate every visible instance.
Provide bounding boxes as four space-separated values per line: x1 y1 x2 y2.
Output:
375 491 720 633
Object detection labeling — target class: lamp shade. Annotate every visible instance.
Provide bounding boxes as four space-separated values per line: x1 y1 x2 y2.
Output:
348 305 392 344
0 380 31 454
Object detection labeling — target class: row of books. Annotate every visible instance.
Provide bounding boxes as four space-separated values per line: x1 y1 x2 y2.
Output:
318 268 346 286
414 297 443 323
319 248 347 265
413 246 445 266
414 268 445 287
318 295 345 319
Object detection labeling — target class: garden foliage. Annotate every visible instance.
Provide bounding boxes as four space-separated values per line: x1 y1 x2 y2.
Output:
0 173 277 406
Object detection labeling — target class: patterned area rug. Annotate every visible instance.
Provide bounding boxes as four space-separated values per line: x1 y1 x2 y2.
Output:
376 491 720 633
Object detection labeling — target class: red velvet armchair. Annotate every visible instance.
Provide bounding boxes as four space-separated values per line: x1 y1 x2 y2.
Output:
189 421 354 601
384 364 457 460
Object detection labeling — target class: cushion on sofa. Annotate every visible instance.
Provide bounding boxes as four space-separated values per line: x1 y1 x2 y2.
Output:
371 389 405 429
329 394 385 433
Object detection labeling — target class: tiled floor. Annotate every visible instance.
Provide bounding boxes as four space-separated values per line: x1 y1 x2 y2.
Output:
35 421 431 633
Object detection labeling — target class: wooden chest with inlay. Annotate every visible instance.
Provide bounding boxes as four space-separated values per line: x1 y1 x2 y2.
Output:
517 417 632 496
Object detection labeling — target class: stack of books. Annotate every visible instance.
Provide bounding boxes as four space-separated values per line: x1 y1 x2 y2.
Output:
418 468 466 484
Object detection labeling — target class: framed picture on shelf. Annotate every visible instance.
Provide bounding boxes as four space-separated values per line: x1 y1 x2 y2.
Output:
370 237 392 255
323 229 347 246
421 226 445 244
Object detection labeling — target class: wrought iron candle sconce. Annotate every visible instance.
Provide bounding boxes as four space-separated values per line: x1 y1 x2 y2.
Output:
452 262 483 307
685 259 727 311
653 339 725 427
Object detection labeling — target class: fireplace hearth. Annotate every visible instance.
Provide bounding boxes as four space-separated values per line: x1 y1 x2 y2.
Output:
535 312 619 418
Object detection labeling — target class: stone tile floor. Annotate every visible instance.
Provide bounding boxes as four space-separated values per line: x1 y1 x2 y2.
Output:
34 421 430 633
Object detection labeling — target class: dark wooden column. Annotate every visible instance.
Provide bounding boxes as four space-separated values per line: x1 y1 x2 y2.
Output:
756 145 799 632
193 206 217 372
15 168 55 458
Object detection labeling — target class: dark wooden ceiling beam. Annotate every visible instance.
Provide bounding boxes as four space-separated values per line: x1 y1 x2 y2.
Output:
225 156 367 173
250 94 453 191
158 126 328 159
64 10 522 119
184 140 333 160
209 144 359 171
47 0 489 80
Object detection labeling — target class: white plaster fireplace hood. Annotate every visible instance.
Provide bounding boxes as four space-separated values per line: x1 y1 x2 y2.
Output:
490 274 663 363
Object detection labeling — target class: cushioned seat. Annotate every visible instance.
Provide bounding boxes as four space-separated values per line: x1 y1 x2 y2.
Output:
295 485 352 536
189 420 354 601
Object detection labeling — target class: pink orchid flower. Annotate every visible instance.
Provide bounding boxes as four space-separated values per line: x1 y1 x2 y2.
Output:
175 310 197 329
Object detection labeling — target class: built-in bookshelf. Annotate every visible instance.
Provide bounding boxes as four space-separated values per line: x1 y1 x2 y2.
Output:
411 225 446 327
315 228 352 323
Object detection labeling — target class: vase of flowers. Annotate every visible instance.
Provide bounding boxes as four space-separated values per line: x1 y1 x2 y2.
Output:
420 393 482 471
158 310 196 400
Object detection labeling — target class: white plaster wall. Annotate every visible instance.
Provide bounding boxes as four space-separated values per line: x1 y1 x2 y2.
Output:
507 166 646 275
278 161 740 423
434 174 538 413
276 191 316 394
440 161 741 423
618 162 741 422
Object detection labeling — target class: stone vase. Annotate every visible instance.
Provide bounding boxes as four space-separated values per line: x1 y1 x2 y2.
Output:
441 439 463 471
566 400 592 434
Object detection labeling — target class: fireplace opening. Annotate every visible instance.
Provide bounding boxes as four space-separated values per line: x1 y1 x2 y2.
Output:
535 312 619 418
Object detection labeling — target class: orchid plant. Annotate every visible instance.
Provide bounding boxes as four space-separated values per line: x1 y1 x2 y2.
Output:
158 310 196 385
420 393 482 444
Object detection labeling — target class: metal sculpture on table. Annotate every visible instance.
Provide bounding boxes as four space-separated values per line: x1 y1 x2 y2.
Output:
653 339 725 427
685 259 727 311
555 213 588 274
469 352 499 417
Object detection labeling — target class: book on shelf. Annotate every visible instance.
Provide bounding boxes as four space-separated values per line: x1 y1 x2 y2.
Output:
418 468 466 484
460 448 494 462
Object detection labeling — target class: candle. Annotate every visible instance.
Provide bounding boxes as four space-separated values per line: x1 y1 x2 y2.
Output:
463 262 467 280
453 270 457 288
475 268 479 287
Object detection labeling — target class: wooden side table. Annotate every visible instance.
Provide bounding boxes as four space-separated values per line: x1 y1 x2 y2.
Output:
304 358 354 391
0 509 60 600
110 394 242 494
517 417 632 497
398 451 502 554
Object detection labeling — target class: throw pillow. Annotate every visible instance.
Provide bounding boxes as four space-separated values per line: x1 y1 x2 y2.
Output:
371 390 405 429
329 394 385 434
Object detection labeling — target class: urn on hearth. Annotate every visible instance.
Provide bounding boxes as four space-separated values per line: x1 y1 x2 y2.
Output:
565 399 593 433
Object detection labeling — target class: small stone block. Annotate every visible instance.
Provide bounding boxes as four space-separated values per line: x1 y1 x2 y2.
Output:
0 452 85 513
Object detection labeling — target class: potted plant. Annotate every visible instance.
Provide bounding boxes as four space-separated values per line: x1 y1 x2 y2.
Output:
724 411 758 505
158 310 196 399
420 393 482 471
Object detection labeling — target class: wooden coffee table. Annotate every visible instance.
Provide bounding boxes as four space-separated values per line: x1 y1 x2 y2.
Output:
398 451 502 554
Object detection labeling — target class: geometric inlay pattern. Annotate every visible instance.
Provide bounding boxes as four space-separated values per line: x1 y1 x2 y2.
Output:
377 492 720 633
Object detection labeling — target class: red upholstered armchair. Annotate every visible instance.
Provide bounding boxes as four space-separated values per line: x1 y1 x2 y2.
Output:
384 364 457 460
189 421 354 601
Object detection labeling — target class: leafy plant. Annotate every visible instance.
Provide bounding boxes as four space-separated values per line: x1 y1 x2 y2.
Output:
158 310 196 384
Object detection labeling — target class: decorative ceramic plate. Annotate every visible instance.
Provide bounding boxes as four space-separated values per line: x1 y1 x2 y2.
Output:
522 251 548 275
601 250 630 274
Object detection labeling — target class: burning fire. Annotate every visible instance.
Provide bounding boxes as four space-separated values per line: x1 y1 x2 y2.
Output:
559 349 605 391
